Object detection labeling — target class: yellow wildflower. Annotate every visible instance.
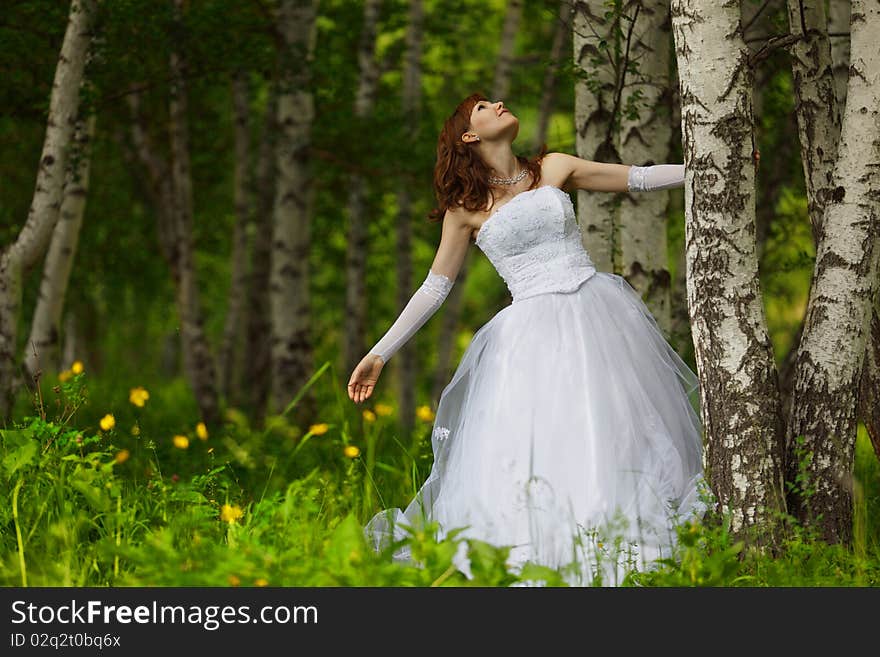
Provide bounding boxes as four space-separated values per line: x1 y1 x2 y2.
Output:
131 423 140 436
362 409 376 422
228 574 241 586
196 422 208 440
172 434 189 449
129 386 150 407
416 405 435 422
220 503 244 524
254 578 268 587
114 449 130 464
343 445 361 458
58 370 72 383
374 403 393 417
308 423 329 435
99 414 115 431
71 361 84 374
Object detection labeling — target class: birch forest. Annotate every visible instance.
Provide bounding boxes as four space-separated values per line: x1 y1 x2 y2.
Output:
0 0 877 587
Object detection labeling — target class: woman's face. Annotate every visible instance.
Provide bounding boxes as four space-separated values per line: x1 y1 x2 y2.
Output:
465 99 518 143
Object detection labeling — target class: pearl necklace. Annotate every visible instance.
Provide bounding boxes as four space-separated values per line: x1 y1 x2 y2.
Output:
488 167 528 185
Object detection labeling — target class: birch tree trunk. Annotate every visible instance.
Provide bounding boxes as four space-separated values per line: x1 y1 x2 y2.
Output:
618 0 673 336
22 111 97 378
433 0 519 402
532 0 573 154
270 0 319 422
344 0 381 384
169 0 220 426
776 0 842 433
670 0 787 542
492 0 523 104
786 0 842 243
243 82 278 425
218 71 252 407
573 1 623 274
785 0 880 544
827 0 851 111
844 0 880 461
395 0 426 436
0 0 96 422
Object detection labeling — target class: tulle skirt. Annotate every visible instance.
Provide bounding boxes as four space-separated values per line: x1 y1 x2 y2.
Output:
364 271 709 586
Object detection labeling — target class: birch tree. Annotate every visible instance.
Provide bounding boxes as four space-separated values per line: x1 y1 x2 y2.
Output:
344 0 382 387
670 0 787 542
218 71 253 407
532 0 574 155
491 0 524 104
786 0 841 244
0 0 97 421
242 83 279 424
785 0 880 544
618 0 674 335
393 0 427 435
270 0 319 420
22 112 97 378
827 0 851 110
168 0 220 426
573 1 623 274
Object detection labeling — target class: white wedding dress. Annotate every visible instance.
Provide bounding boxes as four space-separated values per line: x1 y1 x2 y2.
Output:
364 183 708 586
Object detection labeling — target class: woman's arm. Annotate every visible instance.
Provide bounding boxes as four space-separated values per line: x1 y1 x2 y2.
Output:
366 206 472 364
547 152 684 193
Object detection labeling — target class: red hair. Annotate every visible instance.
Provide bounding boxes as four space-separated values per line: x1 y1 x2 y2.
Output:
427 93 548 224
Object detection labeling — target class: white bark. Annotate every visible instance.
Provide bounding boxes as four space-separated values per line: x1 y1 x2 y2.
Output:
827 0 852 111
786 0 842 240
23 112 97 377
0 0 96 420
785 0 880 544
573 1 623 273
671 0 786 539
270 0 319 419
618 0 674 336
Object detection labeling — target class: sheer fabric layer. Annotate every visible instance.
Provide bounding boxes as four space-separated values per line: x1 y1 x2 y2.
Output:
365 272 707 586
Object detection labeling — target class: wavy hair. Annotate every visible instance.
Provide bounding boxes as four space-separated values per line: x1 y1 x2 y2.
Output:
427 93 548 224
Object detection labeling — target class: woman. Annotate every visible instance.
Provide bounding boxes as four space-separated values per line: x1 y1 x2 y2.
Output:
347 93 709 586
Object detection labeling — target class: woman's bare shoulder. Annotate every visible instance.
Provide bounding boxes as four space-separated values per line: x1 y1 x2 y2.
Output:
443 200 481 243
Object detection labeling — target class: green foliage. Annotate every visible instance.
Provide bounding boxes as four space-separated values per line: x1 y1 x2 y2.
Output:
2 365 878 587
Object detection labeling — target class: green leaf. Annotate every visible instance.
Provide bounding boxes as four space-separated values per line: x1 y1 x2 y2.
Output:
3 441 38 478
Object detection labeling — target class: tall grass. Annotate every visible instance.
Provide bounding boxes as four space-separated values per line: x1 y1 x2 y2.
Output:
1 362 877 586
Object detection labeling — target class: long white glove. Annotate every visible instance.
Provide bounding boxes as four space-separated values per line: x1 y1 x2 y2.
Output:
627 164 684 192
367 269 454 364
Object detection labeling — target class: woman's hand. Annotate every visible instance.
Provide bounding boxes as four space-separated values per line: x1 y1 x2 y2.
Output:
347 353 385 404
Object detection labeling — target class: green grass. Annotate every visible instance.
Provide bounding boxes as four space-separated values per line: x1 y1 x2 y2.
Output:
1 363 877 587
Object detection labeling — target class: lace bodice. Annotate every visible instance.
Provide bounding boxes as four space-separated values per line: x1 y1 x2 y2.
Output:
474 185 597 302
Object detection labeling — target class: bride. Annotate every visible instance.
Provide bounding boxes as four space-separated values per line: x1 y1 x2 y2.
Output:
347 94 709 586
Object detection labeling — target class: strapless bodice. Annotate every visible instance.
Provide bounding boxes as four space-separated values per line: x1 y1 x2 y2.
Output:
474 185 597 302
